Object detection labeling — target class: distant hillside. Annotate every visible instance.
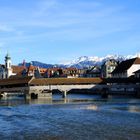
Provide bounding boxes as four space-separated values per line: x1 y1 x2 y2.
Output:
18 61 66 69
18 61 54 68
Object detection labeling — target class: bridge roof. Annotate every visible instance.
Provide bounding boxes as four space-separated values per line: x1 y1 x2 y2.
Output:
0 76 33 86
29 78 103 85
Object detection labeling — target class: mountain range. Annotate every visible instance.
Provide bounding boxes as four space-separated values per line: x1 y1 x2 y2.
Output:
61 54 137 68
19 54 137 69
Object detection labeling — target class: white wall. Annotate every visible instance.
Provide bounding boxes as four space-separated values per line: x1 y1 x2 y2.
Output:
29 84 97 94
127 64 140 77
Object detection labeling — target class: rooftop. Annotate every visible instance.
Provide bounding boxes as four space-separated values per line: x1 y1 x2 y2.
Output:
29 78 103 85
112 57 140 74
0 76 33 86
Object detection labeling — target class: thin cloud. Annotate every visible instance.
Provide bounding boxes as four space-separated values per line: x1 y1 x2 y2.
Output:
0 24 14 32
0 0 139 64
0 42 5 47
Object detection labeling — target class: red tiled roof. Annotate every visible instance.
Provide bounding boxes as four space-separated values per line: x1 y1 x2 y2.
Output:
12 65 26 74
134 58 140 64
39 68 47 74
28 65 37 71
66 67 77 70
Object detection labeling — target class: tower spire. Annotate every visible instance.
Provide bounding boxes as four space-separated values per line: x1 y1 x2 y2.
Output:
5 52 12 78
22 59 26 67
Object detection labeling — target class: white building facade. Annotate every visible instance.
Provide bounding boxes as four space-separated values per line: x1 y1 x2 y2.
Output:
112 57 140 78
101 59 118 78
0 53 16 79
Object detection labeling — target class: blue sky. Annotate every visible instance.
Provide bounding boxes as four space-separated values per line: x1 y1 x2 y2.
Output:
0 0 140 64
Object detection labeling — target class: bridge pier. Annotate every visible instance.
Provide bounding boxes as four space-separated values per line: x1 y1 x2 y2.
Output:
101 88 109 98
24 94 31 99
24 86 53 99
38 92 52 99
135 88 140 98
23 89 31 99
62 90 67 98
24 92 52 99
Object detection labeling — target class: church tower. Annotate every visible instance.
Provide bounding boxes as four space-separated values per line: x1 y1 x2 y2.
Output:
5 53 12 78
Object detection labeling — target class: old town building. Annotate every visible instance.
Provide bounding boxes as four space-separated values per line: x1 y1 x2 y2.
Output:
112 57 140 78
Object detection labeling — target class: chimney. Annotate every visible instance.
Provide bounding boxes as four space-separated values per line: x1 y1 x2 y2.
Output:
22 59 26 67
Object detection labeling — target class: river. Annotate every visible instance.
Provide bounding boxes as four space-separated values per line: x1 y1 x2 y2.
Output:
0 93 140 140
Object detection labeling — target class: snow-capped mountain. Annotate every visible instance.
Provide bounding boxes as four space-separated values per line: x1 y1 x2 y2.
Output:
19 54 138 69
61 54 136 68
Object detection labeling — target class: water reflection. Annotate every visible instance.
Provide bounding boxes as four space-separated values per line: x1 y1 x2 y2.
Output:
85 105 99 110
0 93 102 106
113 105 140 113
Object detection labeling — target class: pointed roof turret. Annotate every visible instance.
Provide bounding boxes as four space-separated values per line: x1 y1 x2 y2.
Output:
5 52 11 60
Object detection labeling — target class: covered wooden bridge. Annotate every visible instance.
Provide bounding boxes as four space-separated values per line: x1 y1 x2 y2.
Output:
0 77 103 99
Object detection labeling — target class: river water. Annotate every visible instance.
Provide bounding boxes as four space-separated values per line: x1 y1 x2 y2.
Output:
0 93 140 140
